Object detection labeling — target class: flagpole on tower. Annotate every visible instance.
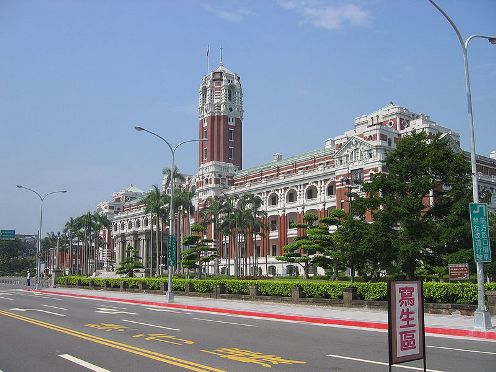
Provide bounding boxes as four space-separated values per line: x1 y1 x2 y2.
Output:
220 46 223 66
207 45 210 73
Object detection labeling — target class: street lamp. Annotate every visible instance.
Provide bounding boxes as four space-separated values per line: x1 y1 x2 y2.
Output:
134 125 207 303
16 185 67 290
428 0 496 330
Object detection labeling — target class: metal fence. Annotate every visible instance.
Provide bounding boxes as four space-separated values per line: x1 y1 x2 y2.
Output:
0 276 50 288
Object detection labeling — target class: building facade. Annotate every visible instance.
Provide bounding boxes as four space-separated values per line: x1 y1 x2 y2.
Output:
99 63 496 277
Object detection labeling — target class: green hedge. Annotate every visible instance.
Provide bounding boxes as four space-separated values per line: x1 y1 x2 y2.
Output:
56 276 496 305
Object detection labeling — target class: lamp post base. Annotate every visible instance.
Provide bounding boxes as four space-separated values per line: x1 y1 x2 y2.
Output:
165 291 174 303
474 310 493 330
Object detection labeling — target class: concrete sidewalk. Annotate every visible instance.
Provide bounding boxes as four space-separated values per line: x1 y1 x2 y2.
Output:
31 286 496 341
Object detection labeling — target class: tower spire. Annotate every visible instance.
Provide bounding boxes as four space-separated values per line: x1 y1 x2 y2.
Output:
220 46 223 66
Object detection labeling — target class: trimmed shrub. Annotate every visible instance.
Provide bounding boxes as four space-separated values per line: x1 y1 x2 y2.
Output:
54 276 496 305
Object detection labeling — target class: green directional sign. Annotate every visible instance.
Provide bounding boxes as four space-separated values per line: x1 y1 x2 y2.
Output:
0 230 15 240
469 203 492 263
167 235 177 266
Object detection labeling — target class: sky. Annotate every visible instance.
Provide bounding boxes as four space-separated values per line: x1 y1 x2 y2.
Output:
1 0 495 236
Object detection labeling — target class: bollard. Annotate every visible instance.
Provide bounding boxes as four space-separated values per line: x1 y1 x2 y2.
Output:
249 284 260 298
343 287 358 307
487 291 496 316
292 285 303 301
184 282 193 294
215 284 226 298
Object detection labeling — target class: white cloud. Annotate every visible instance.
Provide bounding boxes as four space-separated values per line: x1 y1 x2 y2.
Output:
202 4 253 23
276 0 370 30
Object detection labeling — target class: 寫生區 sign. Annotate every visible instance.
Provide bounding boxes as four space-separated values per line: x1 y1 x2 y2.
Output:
388 280 426 370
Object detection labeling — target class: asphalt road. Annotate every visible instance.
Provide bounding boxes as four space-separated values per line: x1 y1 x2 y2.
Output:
0 287 495 372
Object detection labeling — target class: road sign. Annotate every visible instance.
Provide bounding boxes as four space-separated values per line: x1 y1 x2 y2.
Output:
469 203 492 263
0 230 15 240
388 280 426 369
167 235 177 266
448 263 469 281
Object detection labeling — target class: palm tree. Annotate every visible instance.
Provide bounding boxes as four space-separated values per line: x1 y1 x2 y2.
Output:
219 195 237 276
92 212 111 272
220 195 252 277
174 185 195 272
63 217 77 274
243 194 265 277
203 195 225 275
144 185 168 275
75 213 93 276
162 165 186 190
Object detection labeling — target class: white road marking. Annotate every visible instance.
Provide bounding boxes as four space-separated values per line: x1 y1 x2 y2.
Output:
97 305 127 310
42 304 68 311
326 354 444 371
95 307 136 315
26 294 63 301
192 317 257 327
146 307 191 314
59 354 111 372
427 345 496 355
121 319 180 331
10 308 66 317
0 296 13 301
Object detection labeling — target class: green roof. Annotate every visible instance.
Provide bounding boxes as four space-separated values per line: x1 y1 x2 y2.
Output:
236 147 334 177
126 185 144 193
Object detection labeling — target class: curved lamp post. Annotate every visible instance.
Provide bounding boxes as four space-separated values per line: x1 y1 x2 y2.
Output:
135 125 206 303
428 0 496 330
16 185 67 290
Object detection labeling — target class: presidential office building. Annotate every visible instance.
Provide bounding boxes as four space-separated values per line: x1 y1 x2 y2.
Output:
99 63 496 277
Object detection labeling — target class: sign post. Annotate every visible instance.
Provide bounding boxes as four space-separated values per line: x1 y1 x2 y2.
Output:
0 230 15 240
388 280 426 372
167 235 177 266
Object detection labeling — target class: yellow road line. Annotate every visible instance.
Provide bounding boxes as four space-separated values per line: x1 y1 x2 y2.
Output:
0 310 224 372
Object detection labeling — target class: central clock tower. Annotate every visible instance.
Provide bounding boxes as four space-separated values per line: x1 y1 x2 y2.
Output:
196 64 243 199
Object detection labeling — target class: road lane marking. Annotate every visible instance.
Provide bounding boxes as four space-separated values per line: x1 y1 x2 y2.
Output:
326 354 445 371
192 318 257 327
0 296 13 301
95 307 137 315
121 319 180 331
146 307 191 314
25 294 63 301
0 310 224 372
42 304 68 311
98 305 128 310
427 345 496 355
10 308 66 316
59 354 111 372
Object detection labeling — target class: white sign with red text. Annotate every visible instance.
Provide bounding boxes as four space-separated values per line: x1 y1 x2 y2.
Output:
388 280 425 365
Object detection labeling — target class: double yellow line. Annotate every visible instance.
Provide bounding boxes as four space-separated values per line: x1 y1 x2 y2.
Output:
0 310 225 372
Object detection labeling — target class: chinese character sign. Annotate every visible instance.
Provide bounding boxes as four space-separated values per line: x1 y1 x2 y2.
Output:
469 203 492 263
388 281 425 365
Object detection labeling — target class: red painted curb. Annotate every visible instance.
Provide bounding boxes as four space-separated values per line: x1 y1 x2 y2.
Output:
33 289 496 340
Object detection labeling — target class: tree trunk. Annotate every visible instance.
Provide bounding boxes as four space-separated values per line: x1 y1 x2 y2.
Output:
149 214 154 275
155 213 159 276
233 230 239 277
213 221 219 276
